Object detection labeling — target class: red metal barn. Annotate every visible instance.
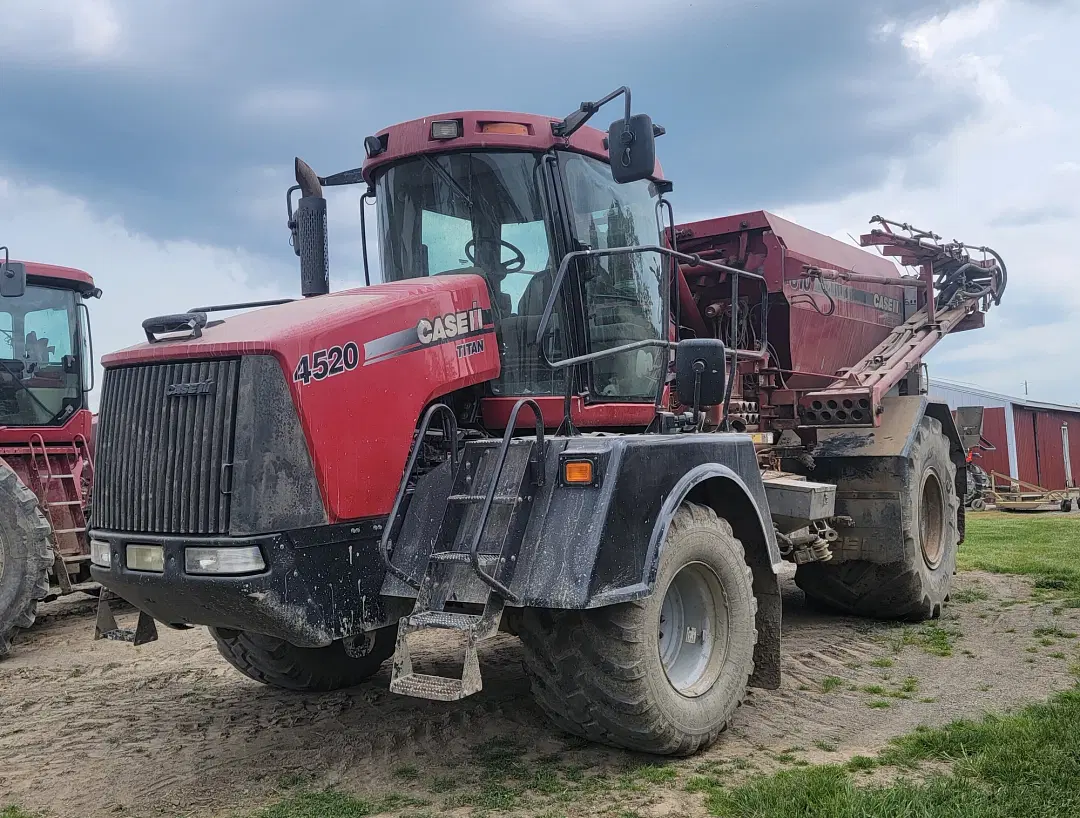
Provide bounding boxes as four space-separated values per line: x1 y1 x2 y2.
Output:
929 379 1080 490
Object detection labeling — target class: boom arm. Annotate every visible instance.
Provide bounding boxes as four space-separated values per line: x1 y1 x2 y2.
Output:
798 218 1006 428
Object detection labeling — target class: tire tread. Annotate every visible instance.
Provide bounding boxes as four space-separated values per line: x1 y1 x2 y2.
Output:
518 503 756 756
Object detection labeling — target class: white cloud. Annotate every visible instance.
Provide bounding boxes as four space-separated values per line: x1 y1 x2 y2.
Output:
0 0 123 64
773 0 1080 405
0 172 295 408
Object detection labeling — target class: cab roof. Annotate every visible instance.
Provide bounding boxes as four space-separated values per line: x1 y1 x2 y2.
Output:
361 110 664 184
17 260 97 294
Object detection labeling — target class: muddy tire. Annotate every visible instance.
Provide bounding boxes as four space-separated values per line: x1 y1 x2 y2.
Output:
518 502 757 756
210 626 396 692
796 415 959 621
0 462 54 658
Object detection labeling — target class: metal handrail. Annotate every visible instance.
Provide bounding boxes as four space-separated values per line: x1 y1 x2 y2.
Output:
467 398 545 602
533 243 766 350
379 402 460 590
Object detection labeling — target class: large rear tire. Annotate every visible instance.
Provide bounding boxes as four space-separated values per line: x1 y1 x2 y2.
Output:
0 462 54 658
518 503 757 756
796 415 959 621
210 626 396 692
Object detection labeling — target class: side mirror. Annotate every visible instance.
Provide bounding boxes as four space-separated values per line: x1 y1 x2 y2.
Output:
675 338 727 410
608 114 656 184
0 257 26 298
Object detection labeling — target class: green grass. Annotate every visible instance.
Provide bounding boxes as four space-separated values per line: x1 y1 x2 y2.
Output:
821 675 845 693
392 763 420 781
1 808 36 818
952 587 990 603
254 791 387 818
869 657 894 668
961 514 1080 597
691 687 1080 817
1033 626 1078 639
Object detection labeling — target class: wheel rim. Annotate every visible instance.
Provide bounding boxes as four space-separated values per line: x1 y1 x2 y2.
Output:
658 561 728 698
920 469 946 568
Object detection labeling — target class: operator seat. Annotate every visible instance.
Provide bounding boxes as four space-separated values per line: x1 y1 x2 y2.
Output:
496 270 555 394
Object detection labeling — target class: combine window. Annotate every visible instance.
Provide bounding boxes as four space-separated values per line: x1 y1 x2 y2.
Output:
0 285 82 426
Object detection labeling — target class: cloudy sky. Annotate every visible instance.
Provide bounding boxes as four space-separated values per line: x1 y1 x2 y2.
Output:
1 0 1077 404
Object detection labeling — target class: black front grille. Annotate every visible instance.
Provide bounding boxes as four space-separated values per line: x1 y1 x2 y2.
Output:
95 359 241 534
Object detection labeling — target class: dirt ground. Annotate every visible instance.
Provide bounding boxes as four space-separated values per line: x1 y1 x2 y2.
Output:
2 567 1078 818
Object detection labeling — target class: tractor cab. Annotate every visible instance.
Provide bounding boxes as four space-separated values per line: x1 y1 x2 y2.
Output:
0 252 99 431
291 90 675 416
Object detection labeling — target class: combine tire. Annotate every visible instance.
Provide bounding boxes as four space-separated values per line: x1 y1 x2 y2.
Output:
796 415 959 621
0 462 54 658
518 503 757 756
210 626 396 692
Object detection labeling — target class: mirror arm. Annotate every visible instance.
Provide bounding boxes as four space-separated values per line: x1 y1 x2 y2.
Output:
552 86 631 138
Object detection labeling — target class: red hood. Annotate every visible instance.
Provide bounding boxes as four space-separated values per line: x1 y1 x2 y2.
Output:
102 279 471 367
100 274 501 523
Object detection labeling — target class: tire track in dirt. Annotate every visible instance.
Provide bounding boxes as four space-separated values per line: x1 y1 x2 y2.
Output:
2 569 1078 817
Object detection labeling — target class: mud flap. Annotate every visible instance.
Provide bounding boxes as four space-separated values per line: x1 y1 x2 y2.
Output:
94 591 159 646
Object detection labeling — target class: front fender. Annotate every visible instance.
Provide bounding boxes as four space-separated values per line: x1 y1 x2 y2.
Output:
644 463 782 588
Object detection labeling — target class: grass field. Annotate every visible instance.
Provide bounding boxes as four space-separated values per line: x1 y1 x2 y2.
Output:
687 686 1080 817
959 512 1080 602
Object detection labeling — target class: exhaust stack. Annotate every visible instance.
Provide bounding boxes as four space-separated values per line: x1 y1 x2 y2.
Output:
289 158 330 298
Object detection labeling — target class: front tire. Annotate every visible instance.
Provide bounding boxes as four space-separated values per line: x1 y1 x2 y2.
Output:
518 503 757 756
796 415 960 621
211 626 396 692
0 462 54 658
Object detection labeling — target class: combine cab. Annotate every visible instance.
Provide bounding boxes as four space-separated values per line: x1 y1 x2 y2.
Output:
89 88 1006 755
0 248 100 656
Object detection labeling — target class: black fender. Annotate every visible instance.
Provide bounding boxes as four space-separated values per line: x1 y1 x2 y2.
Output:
811 395 968 560
643 463 782 586
382 431 784 689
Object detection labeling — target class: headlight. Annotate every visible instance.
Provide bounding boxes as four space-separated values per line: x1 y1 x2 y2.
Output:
126 544 164 573
90 539 111 568
185 546 265 576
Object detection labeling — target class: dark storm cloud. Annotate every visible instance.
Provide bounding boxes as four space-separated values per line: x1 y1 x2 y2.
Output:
0 0 979 281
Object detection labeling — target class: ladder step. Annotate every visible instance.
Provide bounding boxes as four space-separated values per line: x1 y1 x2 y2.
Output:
428 551 501 566
52 527 87 535
47 500 83 507
447 494 520 505
390 672 477 701
406 611 481 630
39 473 76 481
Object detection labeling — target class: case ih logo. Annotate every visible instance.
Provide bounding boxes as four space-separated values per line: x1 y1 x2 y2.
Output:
166 380 215 397
416 307 485 345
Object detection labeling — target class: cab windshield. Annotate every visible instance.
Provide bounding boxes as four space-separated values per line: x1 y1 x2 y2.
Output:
375 151 564 395
374 149 667 403
0 285 83 426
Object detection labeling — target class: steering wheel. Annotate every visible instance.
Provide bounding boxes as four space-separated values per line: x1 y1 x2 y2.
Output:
464 238 526 273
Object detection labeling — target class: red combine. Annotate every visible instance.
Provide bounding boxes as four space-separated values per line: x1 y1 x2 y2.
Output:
0 249 100 656
90 88 1005 755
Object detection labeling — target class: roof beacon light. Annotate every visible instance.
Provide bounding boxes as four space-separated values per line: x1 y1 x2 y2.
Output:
481 122 529 136
430 120 462 140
